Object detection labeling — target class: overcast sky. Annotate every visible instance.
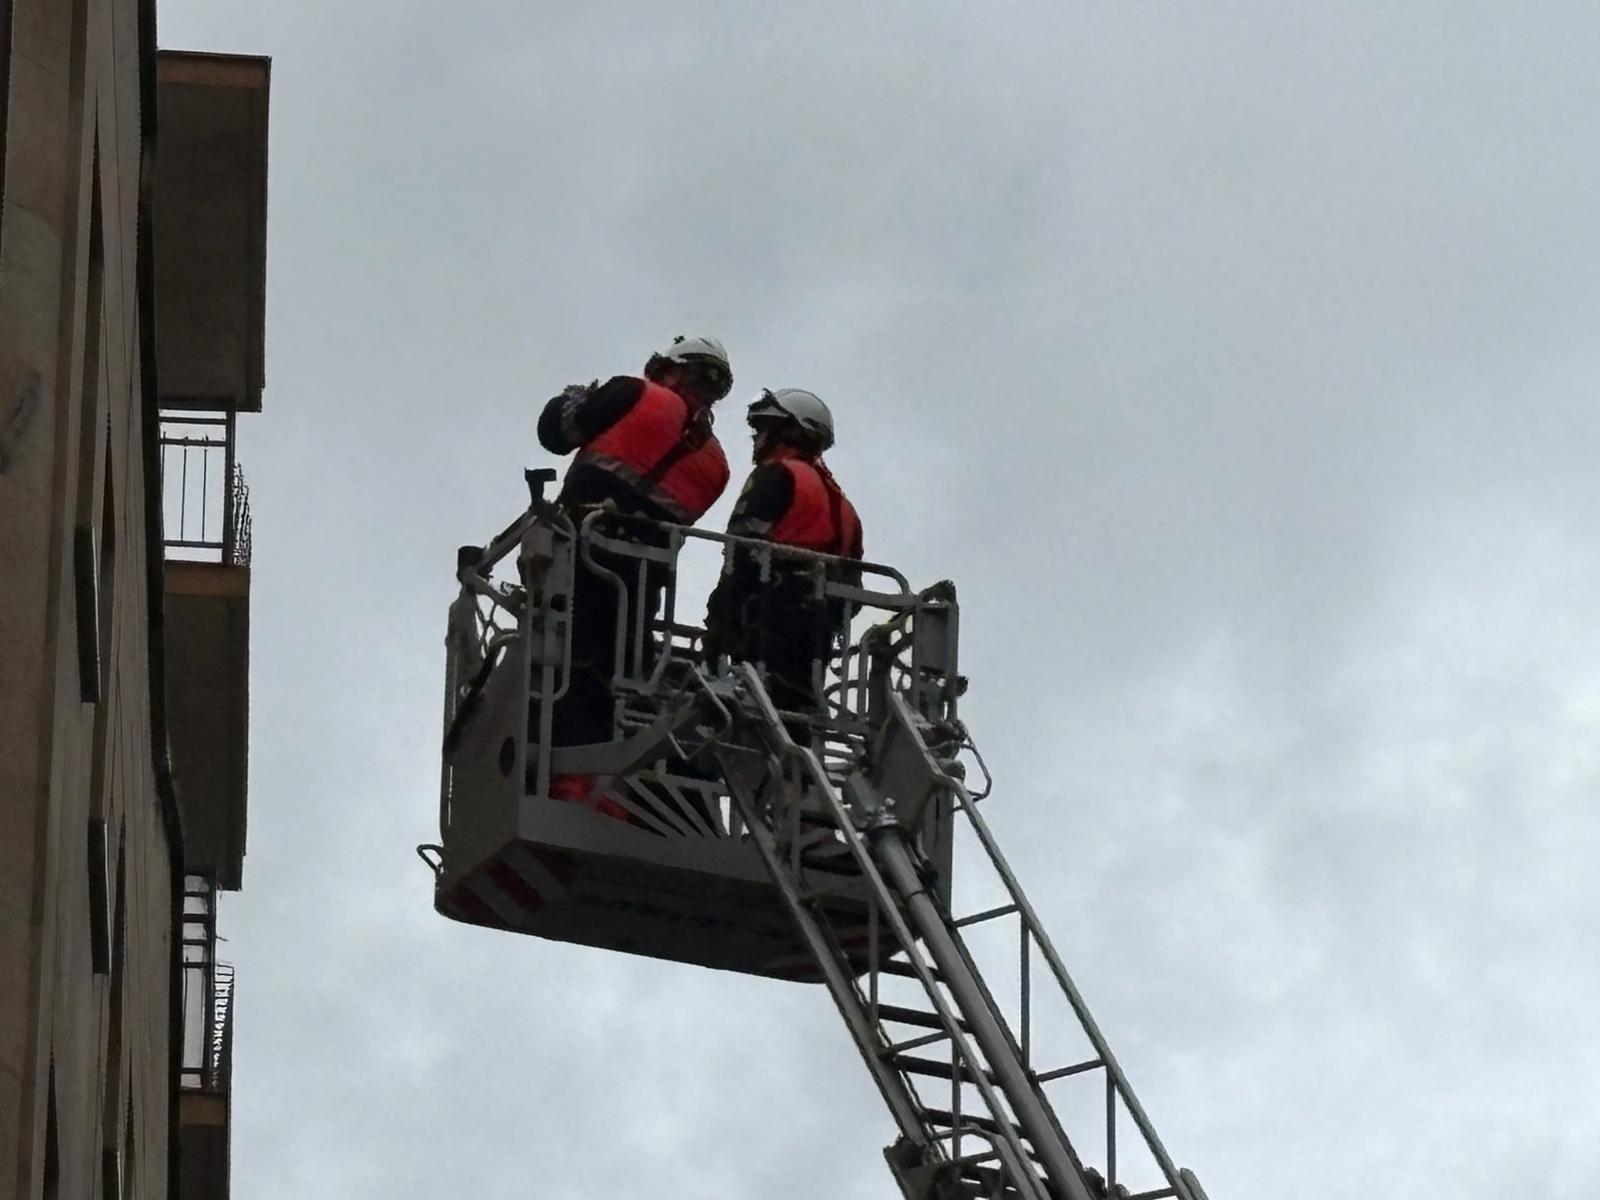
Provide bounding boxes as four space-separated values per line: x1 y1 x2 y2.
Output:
158 3 1600 1197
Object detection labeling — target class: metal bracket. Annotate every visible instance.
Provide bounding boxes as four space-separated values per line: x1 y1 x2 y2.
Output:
862 690 958 832
524 466 558 505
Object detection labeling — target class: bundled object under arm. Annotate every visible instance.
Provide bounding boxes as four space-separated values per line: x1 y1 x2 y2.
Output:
537 375 645 454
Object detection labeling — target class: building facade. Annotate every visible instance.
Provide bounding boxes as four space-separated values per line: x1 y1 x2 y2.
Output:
0 2 267 1196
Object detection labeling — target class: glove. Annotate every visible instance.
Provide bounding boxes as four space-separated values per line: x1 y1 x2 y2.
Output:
562 379 599 401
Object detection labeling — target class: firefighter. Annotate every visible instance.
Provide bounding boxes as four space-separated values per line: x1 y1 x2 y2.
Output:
704 388 863 729
537 336 733 794
539 335 732 525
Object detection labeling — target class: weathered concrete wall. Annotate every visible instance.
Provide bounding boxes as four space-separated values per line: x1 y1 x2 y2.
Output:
0 0 173 1196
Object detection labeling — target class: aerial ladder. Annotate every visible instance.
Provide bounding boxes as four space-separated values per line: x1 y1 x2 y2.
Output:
421 470 1215 1200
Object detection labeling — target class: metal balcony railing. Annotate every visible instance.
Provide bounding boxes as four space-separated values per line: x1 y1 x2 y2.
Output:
209 962 236 1093
179 873 235 1095
160 411 252 567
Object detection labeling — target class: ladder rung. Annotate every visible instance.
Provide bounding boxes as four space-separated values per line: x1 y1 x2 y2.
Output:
883 1030 951 1055
921 1108 1028 1145
875 1004 971 1034
954 1151 1002 1168
960 1185 1028 1200
956 1169 1029 1200
957 1162 1032 1195
798 855 862 877
1121 1190 1177 1200
1033 1057 1104 1084
877 957 944 982
953 903 1020 929
894 1054 998 1086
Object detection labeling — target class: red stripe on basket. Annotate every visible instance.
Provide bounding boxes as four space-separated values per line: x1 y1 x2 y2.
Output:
486 858 546 915
449 882 499 927
523 842 578 887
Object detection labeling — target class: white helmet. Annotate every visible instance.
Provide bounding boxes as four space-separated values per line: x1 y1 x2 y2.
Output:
748 387 835 451
644 334 732 399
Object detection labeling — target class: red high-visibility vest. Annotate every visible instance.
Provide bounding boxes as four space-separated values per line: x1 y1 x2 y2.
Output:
769 454 862 557
576 381 729 522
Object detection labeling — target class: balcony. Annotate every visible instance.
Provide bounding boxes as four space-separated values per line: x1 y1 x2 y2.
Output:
178 875 234 1200
154 51 269 414
152 49 267 894
161 412 252 568
154 45 267 1200
161 415 251 890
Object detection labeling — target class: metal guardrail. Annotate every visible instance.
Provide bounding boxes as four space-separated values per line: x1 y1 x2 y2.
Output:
450 503 917 726
442 499 930 829
179 873 234 1096
159 411 252 567
210 963 236 1093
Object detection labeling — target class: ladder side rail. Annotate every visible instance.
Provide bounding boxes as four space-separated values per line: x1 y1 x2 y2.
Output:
722 762 1052 1200
947 778 1199 1200
794 778 1053 1200
722 666 1054 1200
780 657 1185 1200
713 746 940 1168
884 831 1103 1195
866 826 1098 1200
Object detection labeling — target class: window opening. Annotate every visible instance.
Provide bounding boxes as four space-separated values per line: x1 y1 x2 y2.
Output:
74 140 107 702
87 816 110 973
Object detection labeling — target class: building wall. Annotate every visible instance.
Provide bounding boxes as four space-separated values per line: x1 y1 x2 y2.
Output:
0 0 174 1196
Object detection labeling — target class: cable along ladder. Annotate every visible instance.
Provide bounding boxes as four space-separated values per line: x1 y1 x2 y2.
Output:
427 473 1213 1200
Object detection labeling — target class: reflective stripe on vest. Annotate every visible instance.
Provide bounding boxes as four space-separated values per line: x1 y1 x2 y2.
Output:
575 380 729 523
769 458 862 556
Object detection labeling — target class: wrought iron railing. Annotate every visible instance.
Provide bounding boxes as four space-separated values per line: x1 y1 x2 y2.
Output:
179 873 235 1095
159 411 252 567
210 962 236 1093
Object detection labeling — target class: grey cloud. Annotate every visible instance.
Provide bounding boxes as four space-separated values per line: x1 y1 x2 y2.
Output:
161 1 1600 1196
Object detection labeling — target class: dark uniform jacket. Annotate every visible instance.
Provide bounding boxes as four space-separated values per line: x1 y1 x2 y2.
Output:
705 448 863 661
